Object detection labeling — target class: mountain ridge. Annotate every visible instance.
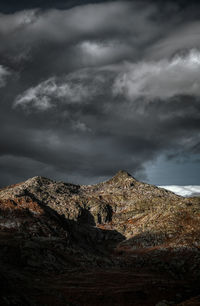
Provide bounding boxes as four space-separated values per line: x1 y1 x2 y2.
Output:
1 171 198 251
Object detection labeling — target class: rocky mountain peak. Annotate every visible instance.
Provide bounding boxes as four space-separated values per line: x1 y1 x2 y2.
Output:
24 176 53 187
101 170 137 188
113 170 134 179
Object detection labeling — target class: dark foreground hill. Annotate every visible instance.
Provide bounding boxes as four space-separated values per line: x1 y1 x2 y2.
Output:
0 171 200 305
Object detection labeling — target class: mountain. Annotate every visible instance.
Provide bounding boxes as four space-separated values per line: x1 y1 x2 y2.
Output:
0 171 200 306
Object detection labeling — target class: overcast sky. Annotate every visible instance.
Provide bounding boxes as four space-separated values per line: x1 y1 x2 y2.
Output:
0 0 200 187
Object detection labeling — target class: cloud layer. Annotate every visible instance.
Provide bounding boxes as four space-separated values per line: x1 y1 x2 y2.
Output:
0 65 10 87
0 0 200 186
113 49 200 100
14 49 200 111
160 185 200 197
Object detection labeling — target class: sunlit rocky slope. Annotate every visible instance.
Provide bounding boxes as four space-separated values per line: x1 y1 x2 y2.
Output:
0 171 200 305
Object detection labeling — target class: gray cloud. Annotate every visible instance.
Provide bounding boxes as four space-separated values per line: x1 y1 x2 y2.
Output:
147 21 200 60
0 65 10 87
14 76 91 111
0 0 200 187
113 49 200 100
0 2 162 73
14 49 200 110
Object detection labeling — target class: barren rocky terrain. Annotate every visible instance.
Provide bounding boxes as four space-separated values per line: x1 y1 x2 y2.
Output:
0 171 200 305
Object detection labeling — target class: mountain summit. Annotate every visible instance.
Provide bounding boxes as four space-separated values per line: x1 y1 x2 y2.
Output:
111 170 133 179
103 170 137 186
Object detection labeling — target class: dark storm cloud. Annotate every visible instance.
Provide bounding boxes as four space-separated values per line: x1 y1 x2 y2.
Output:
1 0 200 13
0 0 200 187
0 0 121 13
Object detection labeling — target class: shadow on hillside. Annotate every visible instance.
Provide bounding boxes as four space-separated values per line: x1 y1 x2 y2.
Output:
119 231 170 249
42 204 125 253
0 190 125 254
